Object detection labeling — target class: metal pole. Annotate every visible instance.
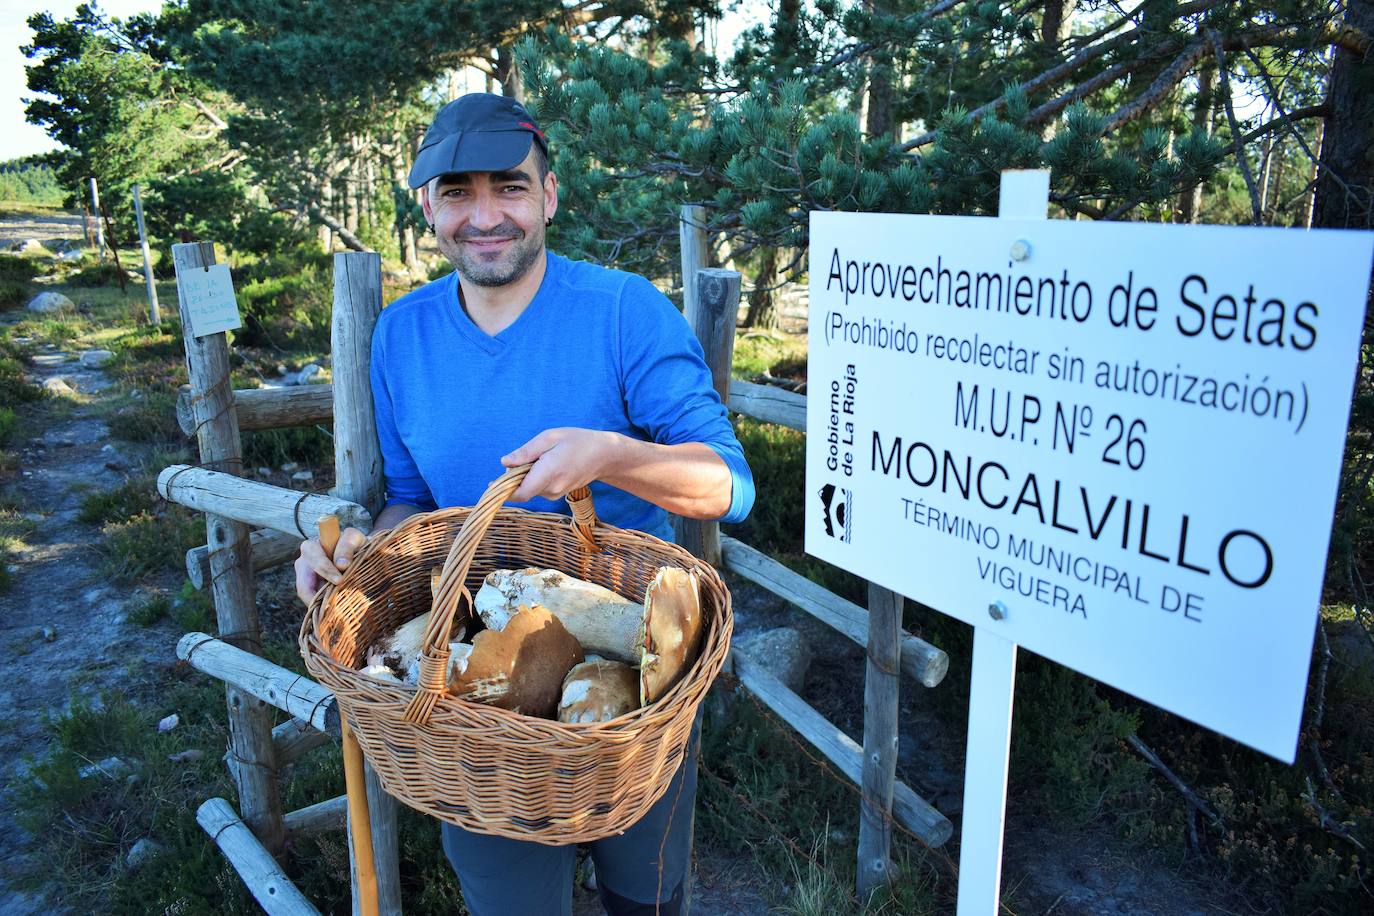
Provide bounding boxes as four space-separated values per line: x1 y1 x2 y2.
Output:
89 177 105 258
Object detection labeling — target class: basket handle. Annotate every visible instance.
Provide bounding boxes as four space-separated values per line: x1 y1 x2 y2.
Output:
403 464 600 724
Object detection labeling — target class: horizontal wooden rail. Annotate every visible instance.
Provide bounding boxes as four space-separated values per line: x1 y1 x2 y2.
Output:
177 632 340 736
177 384 334 437
729 379 805 430
187 527 302 590
732 651 953 847
158 465 370 538
720 536 948 688
197 797 321 915
283 794 347 836
227 716 336 784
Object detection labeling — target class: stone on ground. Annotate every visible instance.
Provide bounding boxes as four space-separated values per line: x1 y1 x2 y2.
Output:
79 349 115 368
42 377 75 396
734 626 812 693
26 292 74 314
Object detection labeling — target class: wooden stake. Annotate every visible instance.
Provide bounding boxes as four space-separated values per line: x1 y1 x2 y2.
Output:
857 584 902 898
131 184 160 325
341 718 379 916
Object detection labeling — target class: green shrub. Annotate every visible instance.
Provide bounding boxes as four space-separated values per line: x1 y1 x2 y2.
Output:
107 391 180 442
78 478 159 525
66 261 127 288
95 506 201 583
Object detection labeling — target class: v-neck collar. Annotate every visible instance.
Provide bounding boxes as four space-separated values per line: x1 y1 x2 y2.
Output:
444 255 559 355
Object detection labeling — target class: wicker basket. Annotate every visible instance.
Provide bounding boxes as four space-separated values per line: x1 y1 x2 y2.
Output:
300 464 732 844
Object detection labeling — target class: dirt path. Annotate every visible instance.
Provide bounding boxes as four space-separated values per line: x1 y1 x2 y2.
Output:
0 342 168 916
0 210 85 251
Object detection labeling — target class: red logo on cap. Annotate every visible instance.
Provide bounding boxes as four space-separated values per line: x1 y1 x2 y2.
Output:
519 121 546 140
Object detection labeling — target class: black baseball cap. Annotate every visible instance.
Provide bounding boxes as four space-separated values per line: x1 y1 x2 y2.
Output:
407 93 549 190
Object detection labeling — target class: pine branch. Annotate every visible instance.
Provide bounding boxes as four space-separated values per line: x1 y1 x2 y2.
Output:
1237 104 1329 148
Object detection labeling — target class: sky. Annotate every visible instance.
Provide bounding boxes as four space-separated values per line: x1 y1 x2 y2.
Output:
2 0 165 162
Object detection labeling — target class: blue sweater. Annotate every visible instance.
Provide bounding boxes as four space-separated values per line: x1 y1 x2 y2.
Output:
370 252 754 541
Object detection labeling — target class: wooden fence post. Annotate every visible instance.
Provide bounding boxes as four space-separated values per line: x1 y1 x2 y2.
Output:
132 184 160 325
172 241 284 852
90 177 105 258
674 268 741 565
331 252 402 914
857 584 902 898
678 204 709 322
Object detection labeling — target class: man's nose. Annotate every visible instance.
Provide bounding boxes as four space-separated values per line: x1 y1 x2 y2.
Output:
467 190 503 231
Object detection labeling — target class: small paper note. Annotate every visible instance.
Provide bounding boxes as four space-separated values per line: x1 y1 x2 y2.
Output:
180 263 242 338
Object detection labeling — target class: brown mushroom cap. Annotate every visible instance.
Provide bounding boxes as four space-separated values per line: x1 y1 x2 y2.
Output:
558 660 640 724
449 604 584 718
639 567 704 706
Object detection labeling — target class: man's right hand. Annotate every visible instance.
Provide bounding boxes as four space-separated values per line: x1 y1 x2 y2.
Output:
295 527 368 606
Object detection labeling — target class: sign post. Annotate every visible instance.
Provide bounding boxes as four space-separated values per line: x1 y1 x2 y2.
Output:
805 171 1374 912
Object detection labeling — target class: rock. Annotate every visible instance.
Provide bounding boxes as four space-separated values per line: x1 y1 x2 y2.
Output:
167 749 204 764
157 713 179 733
79 349 115 368
40 626 56 642
280 462 299 473
11 239 44 255
59 249 84 262
125 838 166 871
256 467 272 477
42 377 75 396
734 627 812 693
276 363 289 376
291 469 314 483
26 291 74 314
79 756 134 780
289 363 322 386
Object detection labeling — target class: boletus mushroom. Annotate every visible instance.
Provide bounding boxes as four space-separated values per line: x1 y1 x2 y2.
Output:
475 568 642 663
639 567 705 705
448 604 583 718
558 660 640 724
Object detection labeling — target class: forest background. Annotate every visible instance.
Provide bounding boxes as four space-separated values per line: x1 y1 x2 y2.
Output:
1 0 1373 913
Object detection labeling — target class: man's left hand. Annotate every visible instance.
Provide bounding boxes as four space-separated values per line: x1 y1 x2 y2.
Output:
502 427 623 502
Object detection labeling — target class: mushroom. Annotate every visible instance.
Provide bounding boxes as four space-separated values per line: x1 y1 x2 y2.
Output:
448 604 584 718
639 567 705 706
558 660 640 724
475 568 642 663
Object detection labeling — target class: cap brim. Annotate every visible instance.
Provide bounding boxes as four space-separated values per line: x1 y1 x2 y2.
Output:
407 131 536 189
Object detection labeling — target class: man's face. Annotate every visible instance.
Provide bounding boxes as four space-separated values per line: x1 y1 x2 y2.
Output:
422 146 558 289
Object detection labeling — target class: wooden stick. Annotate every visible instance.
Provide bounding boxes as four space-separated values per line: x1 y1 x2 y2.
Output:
857 584 901 897
186 528 301 590
176 632 340 736
284 794 348 835
197 798 320 915
172 241 284 852
176 384 335 437
728 379 807 430
131 184 159 325
720 536 948 687
674 268 741 565
341 719 379 916
318 514 340 555
732 650 952 847
158 465 370 537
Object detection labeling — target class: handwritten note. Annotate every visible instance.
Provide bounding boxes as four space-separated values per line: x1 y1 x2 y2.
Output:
180 263 242 338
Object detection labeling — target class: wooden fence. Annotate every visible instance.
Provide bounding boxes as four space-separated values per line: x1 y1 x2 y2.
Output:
165 220 953 912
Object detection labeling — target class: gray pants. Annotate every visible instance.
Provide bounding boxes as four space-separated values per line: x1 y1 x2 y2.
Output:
441 722 699 916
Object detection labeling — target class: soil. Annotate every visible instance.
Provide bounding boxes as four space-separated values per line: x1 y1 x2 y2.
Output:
0 337 175 916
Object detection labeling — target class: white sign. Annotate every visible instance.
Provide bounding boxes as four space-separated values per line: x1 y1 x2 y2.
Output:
806 212 1374 762
179 263 242 337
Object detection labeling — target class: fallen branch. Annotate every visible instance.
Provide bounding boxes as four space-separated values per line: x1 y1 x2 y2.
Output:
1127 733 1223 828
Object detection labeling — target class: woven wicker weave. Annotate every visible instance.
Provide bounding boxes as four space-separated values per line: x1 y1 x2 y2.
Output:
300 464 732 844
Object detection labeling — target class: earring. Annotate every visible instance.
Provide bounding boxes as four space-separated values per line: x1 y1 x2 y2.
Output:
545 217 553 228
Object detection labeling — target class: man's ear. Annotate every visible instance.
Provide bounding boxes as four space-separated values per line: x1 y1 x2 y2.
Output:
543 171 558 222
419 184 434 228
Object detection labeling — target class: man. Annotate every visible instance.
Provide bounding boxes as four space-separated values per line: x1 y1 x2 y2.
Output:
295 92 754 916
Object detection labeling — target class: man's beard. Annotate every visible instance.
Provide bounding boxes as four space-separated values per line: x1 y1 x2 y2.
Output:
440 219 544 288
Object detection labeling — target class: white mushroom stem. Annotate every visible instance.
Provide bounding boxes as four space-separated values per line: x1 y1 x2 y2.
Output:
475 568 643 664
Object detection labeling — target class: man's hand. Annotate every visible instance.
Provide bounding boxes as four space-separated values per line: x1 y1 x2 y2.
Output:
502 427 620 502
294 527 368 606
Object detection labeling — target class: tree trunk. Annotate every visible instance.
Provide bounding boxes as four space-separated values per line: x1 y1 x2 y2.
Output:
744 247 780 330
1310 0 1373 234
1178 63 1216 224
862 1 896 142
496 45 523 101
